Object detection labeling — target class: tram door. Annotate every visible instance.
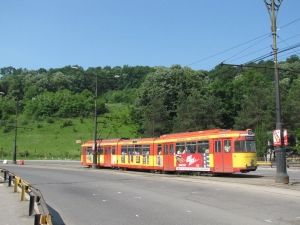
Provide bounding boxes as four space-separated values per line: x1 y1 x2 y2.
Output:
104 146 111 167
213 139 233 173
163 143 175 171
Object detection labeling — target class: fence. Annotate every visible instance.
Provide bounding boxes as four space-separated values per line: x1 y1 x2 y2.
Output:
0 168 52 225
257 158 300 167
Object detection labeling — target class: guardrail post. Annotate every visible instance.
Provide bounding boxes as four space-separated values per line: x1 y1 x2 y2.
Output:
29 195 37 216
14 177 20 193
8 175 13 187
4 170 7 181
21 184 28 201
34 214 41 225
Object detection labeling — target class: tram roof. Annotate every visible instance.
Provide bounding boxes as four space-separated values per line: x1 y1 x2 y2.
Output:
159 129 252 139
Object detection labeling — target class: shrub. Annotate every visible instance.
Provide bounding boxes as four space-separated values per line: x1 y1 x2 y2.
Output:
46 118 54 124
19 150 29 157
60 119 73 128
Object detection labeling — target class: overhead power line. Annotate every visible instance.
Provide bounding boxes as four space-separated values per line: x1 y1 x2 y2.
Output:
186 15 300 69
244 42 300 65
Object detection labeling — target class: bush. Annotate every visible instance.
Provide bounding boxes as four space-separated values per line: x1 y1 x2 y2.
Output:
19 150 29 157
46 118 54 124
60 119 73 128
21 120 28 125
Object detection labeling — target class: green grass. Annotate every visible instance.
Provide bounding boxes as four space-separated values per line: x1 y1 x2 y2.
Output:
0 103 138 160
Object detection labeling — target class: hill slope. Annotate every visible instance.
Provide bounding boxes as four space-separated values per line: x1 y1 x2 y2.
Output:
0 103 138 160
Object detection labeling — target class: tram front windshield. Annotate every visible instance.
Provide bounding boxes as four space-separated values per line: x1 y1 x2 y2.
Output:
234 140 256 152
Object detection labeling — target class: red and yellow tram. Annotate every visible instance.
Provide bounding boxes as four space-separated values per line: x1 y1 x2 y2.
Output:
81 129 257 174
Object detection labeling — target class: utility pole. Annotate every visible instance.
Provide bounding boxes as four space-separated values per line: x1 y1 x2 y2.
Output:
264 0 289 184
13 99 18 164
72 67 98 169
92 70 98 169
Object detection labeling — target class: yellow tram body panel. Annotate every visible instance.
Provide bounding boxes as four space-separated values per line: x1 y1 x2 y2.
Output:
232 153 257 168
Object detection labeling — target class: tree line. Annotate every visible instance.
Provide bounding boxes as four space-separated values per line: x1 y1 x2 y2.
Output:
1 55 300 157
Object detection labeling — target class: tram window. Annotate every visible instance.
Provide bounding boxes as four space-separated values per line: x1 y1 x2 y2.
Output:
186 142 196 153
112 146 116 155
135 145 142 155
214 141 221 153
170 144 174 154
164 145 168 154
224 140 231 153
105 147 111 154
197 141 209 153
176 142 185 154
98 146 103 154
234 141 256 153
142 145 150 155
121 146 128 154
87 147 92 154
158 144 162 155
246 141 256 152
128 146 134 155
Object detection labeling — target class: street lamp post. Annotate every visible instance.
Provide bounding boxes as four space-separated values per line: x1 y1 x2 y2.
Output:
72 67 98 169
0 92 18 164
264 0 289 184
92 70 98 169
13 99 18 164
72 67 120 169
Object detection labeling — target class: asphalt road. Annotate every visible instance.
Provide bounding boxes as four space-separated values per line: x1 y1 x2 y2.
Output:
1 162 300 225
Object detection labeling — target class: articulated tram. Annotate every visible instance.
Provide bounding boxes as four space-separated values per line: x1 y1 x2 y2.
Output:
81 129 257 174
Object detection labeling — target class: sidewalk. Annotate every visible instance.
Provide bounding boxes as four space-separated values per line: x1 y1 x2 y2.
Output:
0 178 35 225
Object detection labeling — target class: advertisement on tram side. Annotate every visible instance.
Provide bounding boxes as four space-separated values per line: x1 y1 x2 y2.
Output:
175 153 210 171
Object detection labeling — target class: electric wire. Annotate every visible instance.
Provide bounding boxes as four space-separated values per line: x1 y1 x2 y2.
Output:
244 42 300 65
224 35 271 63
277 36 300 56
186 16 300 69
229 33 300 63
185 33 270 67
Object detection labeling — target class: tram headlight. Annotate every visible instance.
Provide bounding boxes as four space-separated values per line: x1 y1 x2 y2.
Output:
250 159 254 166
245 164 247 167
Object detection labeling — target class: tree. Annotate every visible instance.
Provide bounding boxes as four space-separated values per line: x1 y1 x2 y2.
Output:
173 90 223 132
282 74 300 130
142 96 170 137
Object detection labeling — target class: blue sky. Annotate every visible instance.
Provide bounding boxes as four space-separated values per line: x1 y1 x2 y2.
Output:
1 1 300 72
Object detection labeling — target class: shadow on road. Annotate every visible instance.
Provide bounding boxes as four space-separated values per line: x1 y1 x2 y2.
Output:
219 174 264 178
47 204 66 225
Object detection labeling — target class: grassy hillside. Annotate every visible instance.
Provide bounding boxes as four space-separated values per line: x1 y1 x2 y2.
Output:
0 103 138 160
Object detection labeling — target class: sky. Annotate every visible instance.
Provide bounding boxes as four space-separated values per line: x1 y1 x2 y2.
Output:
1 1 300 72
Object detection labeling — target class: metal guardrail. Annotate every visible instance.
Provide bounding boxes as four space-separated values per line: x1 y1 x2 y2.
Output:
0 168 52 225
